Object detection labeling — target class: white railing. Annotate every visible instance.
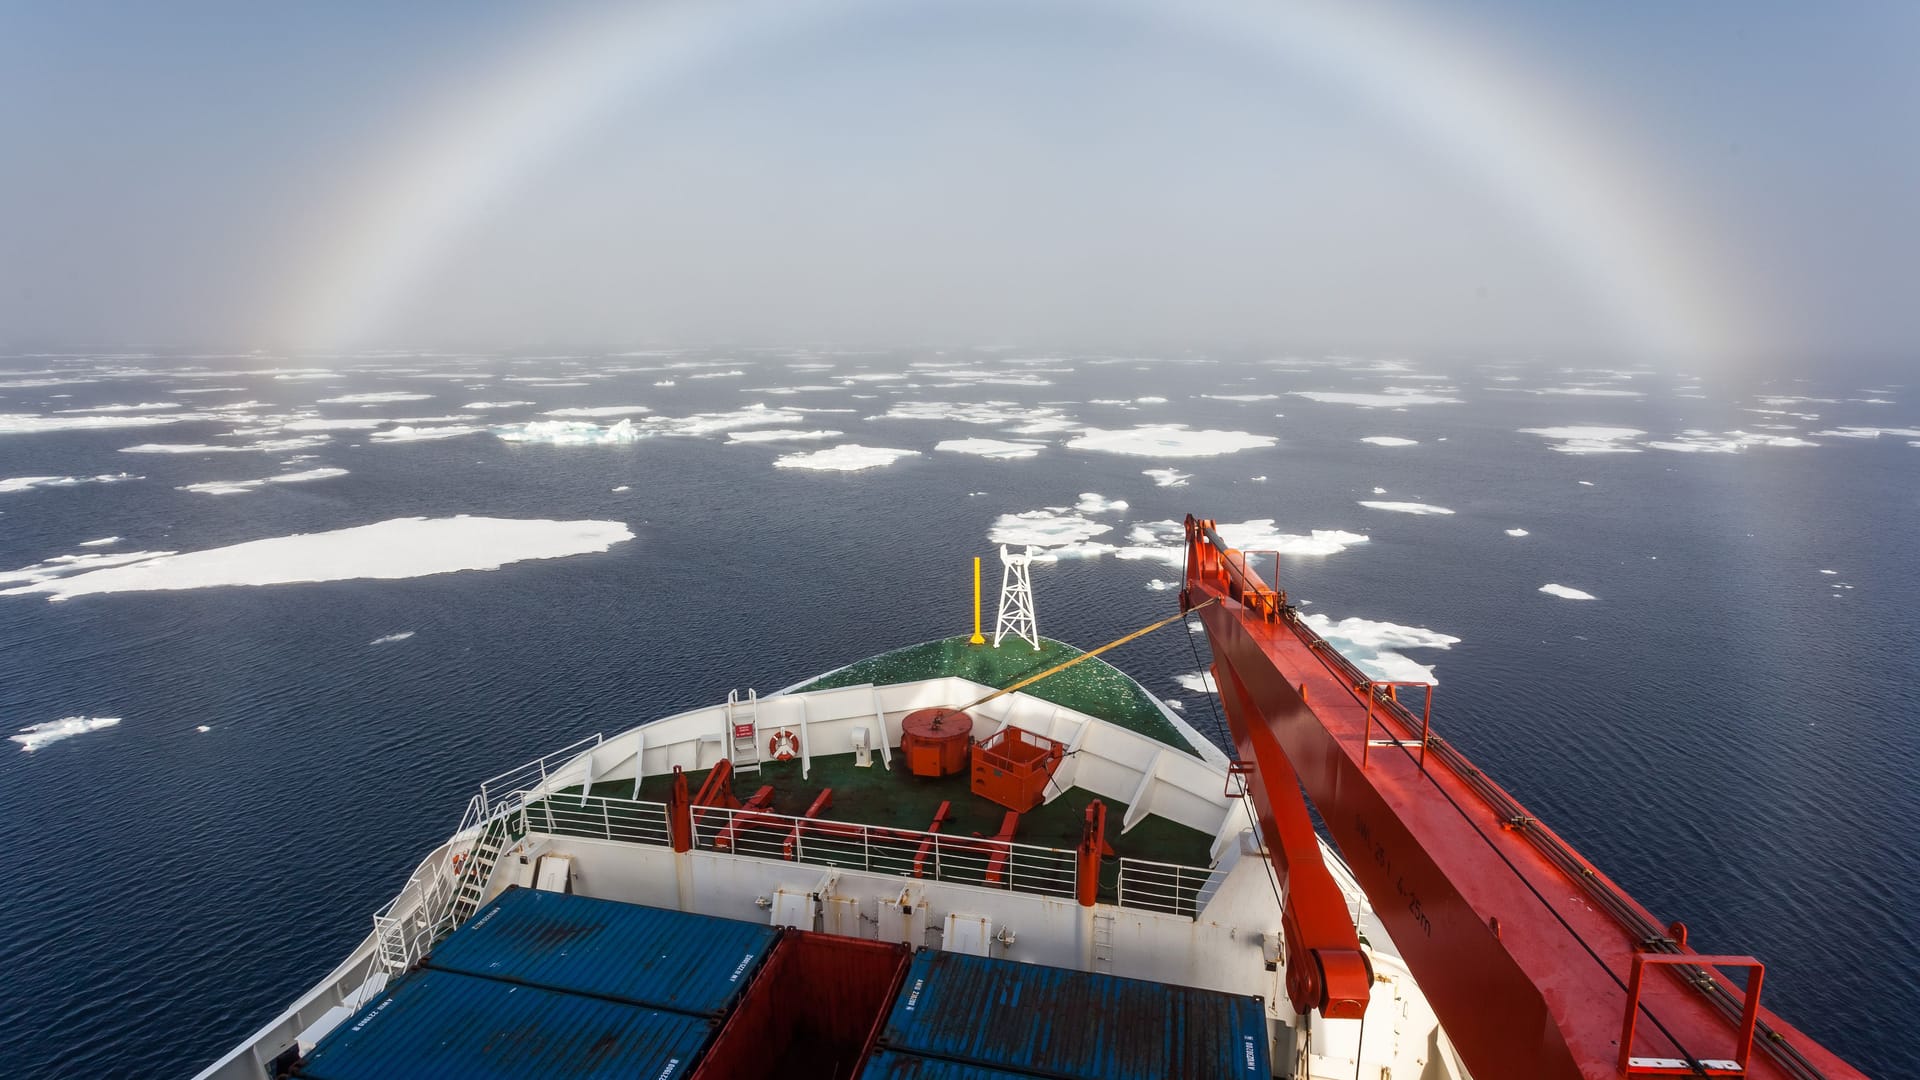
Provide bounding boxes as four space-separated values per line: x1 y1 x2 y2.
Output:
1116 856 1208 918
687 802 1080 900
522 795 673 846
476 734 604 818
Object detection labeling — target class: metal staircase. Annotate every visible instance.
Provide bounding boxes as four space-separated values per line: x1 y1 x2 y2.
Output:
727 688 761 774
448 821 508 925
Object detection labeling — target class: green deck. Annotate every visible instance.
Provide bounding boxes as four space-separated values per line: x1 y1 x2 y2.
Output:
791 635 1198 758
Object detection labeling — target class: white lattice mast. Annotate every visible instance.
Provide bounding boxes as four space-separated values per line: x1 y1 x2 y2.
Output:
992 544 1039 649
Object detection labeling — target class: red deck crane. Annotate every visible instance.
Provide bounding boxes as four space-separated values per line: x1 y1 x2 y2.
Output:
1179 516 1866 1080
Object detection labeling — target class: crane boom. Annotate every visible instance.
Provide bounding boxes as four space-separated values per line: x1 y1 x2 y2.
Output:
1180 516 1865 1080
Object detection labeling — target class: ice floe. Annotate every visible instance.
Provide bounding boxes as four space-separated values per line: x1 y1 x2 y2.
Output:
317 391 433 404
2 516 634 601
875 401 1077 433
1644 430 1820 453
370 631 416 645
989 511 1114 553
11 716 121 752
282 418 386 431
1505 528 1529 537
1174 672 1218 695
1289 389 1462 407
728 429 846 444
369 425 486 442
1539 584 1596 600
498 419 644 445
1066 425 1275 458
1074 494 1128 513
1360 436 1418 447
1303 614 1460 684
1202 393 1279 403
176 468 349 495
0 412 182 434
1518 426 1645 454
1358 501 1454 515
121 435 332 455
1809 426 1920 440
542 406 653 418
773 444 920 472
0 473 139 494
934 438 1048 459
1109 519 1368 565
79 536 122 547
1143 469 1191 487
462 401 535 410
56 401 181 414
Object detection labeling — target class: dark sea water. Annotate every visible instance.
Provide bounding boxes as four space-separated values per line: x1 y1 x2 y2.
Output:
0 349 1912 1078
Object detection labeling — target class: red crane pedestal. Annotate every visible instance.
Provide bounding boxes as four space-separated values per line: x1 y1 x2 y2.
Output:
970 725 1064 812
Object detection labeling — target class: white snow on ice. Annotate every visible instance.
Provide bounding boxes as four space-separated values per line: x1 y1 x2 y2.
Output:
2 517 634 602
1143 468 1191 487
1289 389 1462 407
0 473 139 494
1303 614 1460 685
1066 424 1275 458
498 419 644 445
1358 501 1454 515
1360 436 1418 447
773 444 920 472
316 392 433 404
11 716 121 752
726 428 846 444
1074 493 1128 513
176 468 349 495
1518 426 1645 454
935 438 1048 459
1539 584 1596 600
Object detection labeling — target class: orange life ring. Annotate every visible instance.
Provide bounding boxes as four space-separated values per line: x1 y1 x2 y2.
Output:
768 729 800 761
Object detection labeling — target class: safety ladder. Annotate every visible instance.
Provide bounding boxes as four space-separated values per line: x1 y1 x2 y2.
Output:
727 688 761 774
1092 912 1116 972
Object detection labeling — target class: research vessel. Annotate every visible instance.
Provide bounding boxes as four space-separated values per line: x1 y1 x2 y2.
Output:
194 518 1870 1079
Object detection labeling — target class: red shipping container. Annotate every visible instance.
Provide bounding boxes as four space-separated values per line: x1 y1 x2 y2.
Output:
693 930 912 1080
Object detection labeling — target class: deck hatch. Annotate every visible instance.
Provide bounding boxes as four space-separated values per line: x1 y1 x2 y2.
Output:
425 886 778 1018
296 968 713 1080
876 950 1269 1080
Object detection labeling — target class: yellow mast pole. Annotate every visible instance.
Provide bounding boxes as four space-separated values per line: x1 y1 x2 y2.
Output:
969 556 986 644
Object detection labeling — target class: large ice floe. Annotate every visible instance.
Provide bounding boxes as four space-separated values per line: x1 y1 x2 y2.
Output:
1642 430 1820 453
498 419 644 445
1289 388 1463 407
1358 500 1455 516
773 444 920 472
0 412 182 434
1303 614 1460 684
0 472 139 494
121 435 332 455
176 468 349 495
935 438 1048 459
1539 584 1596 600
2 517 633 602
873 400 1077 434
990 511 1367 564
11 716 121 752
1066 425 1275 458
316 391 433 404
726 429 845 444
1518 426 1645 454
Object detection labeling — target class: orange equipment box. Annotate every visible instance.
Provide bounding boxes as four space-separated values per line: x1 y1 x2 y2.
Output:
970 725 1065 812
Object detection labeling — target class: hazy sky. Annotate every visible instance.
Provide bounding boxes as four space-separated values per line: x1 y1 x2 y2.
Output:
2 1 1914 366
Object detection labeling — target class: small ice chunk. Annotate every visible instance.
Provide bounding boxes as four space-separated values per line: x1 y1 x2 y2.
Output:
612 485 631 492
196 725 211 733
1174 671 1218 694
1143 468 1191 487
370 631 415 645
933 438 1046 459
317 392 432 404
1360 436 1418 447
79 536 123 547
1074 494 1128 514
1539 584 1596 600
1505 528 1529 537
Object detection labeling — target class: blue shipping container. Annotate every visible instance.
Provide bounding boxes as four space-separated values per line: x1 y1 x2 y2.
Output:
427 887 778 1017
878 951 1269 1080
861 1049 1045 1079
298 968 713 1080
